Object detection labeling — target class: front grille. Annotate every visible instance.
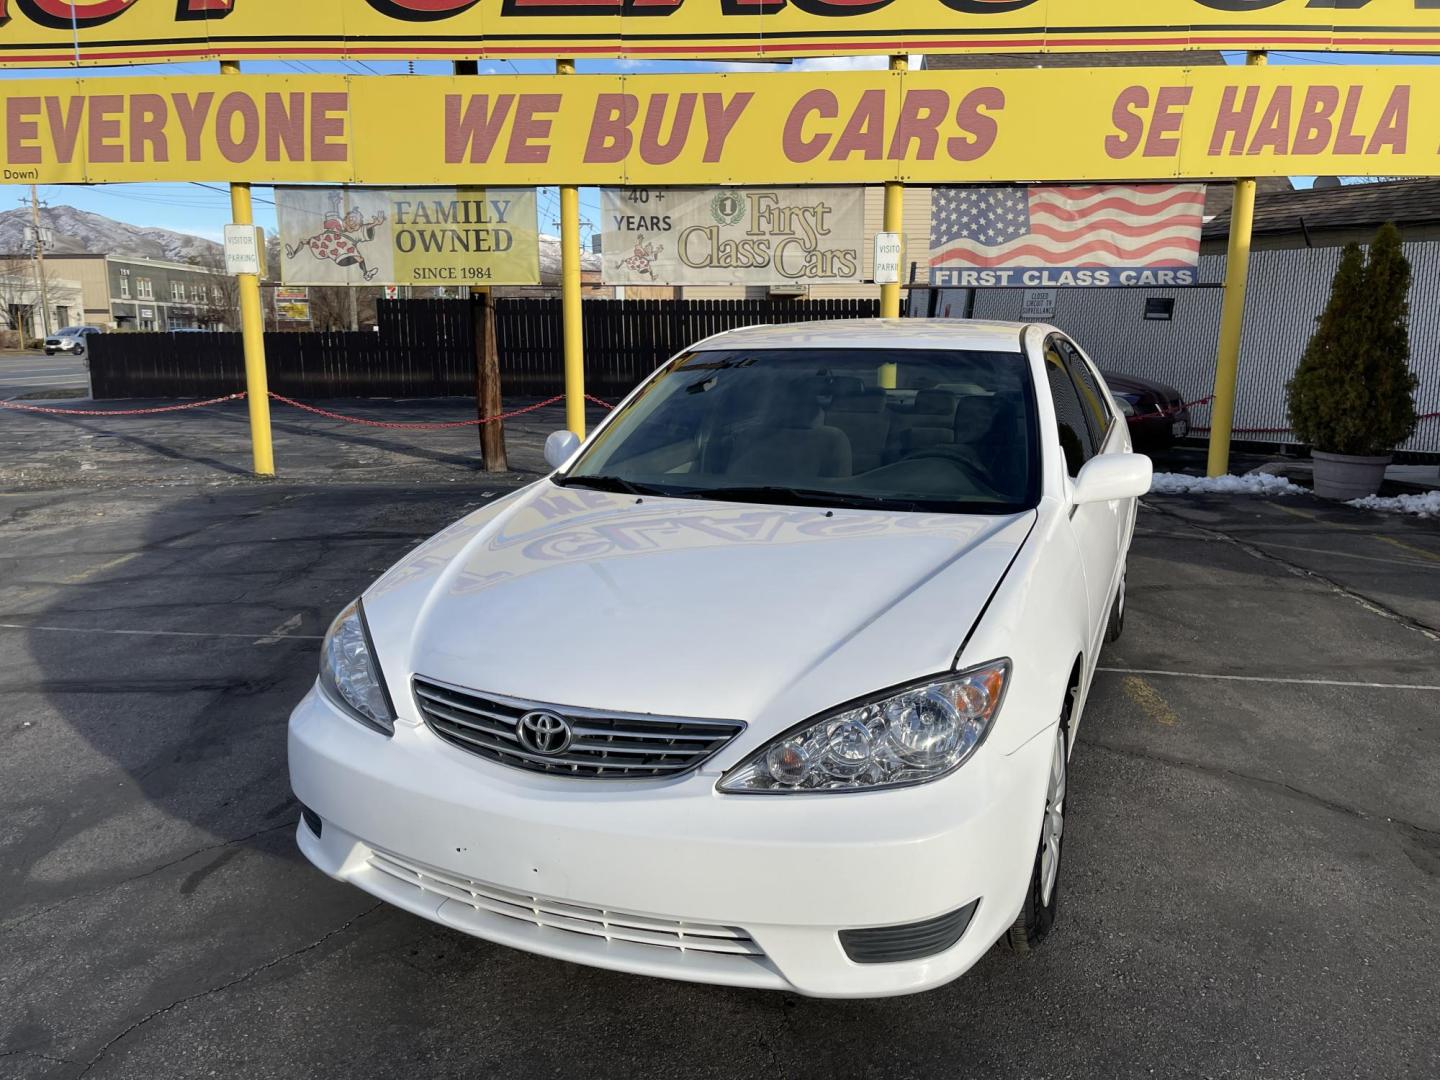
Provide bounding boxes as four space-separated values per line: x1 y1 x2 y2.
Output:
413 676 745 780
368 847 763 957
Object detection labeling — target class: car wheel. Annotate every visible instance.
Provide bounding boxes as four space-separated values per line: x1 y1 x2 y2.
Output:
45 349 54 355
1104 573 1125 643
1007 719 1067 955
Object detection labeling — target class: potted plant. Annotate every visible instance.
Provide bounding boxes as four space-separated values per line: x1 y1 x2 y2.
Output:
1287 223 1418 500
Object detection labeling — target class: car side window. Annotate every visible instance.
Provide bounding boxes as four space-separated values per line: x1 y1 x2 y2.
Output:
1056 339 1113 451
1043 338 1094 477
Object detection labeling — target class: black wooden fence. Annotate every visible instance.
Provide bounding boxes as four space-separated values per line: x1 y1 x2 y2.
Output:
88 297 881 401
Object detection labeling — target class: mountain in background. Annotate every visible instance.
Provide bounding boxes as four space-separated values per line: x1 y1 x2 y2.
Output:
0 205 220 263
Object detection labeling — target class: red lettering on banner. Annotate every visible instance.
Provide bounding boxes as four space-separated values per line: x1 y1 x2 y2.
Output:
172 93 216 161
87 95 123 164
1208 85 1259 155
366 0 482 18
639 93 696 165
1292 85 1340 154
506 93 559 163
1334 86 1366 154
1105 86 1147 159
129 94 169 162
888 89 948 161
1368 86 1408 154
948 86 1002 162
311 92 348 161
701 92 751 162
829 89 886 161
216 91 259 163
584 94 638 163
6 98 41 165
445 94 514 163
17 0 130 28
266 92 305 162
1145 86 1191 156
43 96 83 162
783 90 837 163
1248 86 1292 153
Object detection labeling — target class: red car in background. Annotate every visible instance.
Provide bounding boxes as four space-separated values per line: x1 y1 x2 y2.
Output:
1102 370 1192 452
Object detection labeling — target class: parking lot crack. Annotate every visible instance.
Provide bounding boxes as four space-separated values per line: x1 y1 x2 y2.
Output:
1084 738 1440 840
73 902 383 1078
0 821 297 935
0 1047 76 1066
1142 501 1440 641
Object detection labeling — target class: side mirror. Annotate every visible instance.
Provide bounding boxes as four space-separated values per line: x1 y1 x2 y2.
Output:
1072 453 1153 505
543 429 582 471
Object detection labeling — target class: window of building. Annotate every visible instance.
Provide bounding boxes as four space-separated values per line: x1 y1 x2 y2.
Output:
119 276 130 299
171 281 185 301
136 278 153 300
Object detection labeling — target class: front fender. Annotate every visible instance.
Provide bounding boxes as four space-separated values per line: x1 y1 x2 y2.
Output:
959 498 1089 756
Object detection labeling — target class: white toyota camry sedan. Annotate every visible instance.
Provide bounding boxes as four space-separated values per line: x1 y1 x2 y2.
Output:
288 319 1152 998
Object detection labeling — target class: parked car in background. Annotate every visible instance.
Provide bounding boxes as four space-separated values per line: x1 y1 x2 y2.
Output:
289 319 1152 998
44 326 103 356
1101 371 1191 451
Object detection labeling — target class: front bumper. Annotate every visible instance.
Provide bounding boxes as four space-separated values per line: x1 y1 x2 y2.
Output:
288 684 1052 998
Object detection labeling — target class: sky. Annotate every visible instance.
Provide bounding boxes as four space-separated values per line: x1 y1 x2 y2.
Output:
0 50 1434 245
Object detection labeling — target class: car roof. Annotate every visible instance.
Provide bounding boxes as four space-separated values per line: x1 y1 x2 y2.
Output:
690 318 1032 354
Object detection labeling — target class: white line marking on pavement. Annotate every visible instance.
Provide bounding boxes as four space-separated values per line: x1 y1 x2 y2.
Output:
1098 667 1440 692
254 614 304 645
0 622 323 641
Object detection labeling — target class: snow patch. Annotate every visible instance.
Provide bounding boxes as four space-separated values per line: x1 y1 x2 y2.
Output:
1148 472 1309 496
1347 490 1440 518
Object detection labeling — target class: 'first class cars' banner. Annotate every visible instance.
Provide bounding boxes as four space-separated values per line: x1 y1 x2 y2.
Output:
1 0 1439 66
2 68 1435 186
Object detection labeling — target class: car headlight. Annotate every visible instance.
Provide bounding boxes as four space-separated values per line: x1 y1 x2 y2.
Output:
318 599 395 735
718 661 1009 794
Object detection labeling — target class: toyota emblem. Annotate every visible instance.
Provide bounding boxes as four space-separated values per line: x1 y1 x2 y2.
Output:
516 711 572 756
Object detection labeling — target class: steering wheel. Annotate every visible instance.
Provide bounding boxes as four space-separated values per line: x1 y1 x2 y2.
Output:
905 447 1010 502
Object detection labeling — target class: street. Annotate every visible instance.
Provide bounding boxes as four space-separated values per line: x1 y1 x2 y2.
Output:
0 399 1437 1079
0 352 90 402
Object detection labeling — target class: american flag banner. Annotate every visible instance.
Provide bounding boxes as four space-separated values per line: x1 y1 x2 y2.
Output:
928 184 1206 289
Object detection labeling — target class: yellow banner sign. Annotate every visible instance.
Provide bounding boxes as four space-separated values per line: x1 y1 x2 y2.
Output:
275 186 539 286
2 68 1434 186
1 0 1440 65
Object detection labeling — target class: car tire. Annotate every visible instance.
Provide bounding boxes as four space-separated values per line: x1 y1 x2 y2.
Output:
1007 714 1068 955
1104 574 1125 643
45 349 54 355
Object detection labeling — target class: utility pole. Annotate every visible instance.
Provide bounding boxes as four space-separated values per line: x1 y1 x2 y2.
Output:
24 185 52 340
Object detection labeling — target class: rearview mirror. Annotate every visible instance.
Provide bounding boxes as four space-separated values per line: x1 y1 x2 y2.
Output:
544 429 582 471
1072 453 1153 505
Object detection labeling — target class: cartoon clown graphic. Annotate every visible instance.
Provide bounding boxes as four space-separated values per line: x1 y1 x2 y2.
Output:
621 236 663 281
286 192 387 281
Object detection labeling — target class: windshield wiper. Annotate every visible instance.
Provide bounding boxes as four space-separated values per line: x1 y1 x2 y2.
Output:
554 474 653 497
673 485 926 513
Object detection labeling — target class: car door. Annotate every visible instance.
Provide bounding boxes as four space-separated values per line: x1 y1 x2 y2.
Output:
1042 335 1118 651
1057 337 1134 561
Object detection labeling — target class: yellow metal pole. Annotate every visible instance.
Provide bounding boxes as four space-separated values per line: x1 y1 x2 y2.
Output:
557 58 586 438
1207 51 1265 478
220 60 274 476
879 53 908 321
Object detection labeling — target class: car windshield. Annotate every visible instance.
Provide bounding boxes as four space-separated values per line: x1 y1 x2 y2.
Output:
561 347 1039 514
57 327 85 336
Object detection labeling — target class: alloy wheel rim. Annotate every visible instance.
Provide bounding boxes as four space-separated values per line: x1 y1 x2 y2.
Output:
1039 728 1066 906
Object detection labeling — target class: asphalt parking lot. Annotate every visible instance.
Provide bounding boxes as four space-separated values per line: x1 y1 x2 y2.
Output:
2 398 1438 1079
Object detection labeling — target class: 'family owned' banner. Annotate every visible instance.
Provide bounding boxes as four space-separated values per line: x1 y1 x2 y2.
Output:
2 68 1435 186
602 187 865 286
1 0 1438 66
275 186 539 287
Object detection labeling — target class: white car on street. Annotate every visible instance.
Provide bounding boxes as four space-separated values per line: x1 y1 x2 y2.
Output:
288 319 1151 998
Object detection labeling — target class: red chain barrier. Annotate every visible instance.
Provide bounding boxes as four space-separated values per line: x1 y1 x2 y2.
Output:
263 391 569 430
0 391 247 416
585 393 616 409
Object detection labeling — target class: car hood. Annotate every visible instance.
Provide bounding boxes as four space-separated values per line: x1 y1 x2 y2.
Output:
363 482 1034 730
